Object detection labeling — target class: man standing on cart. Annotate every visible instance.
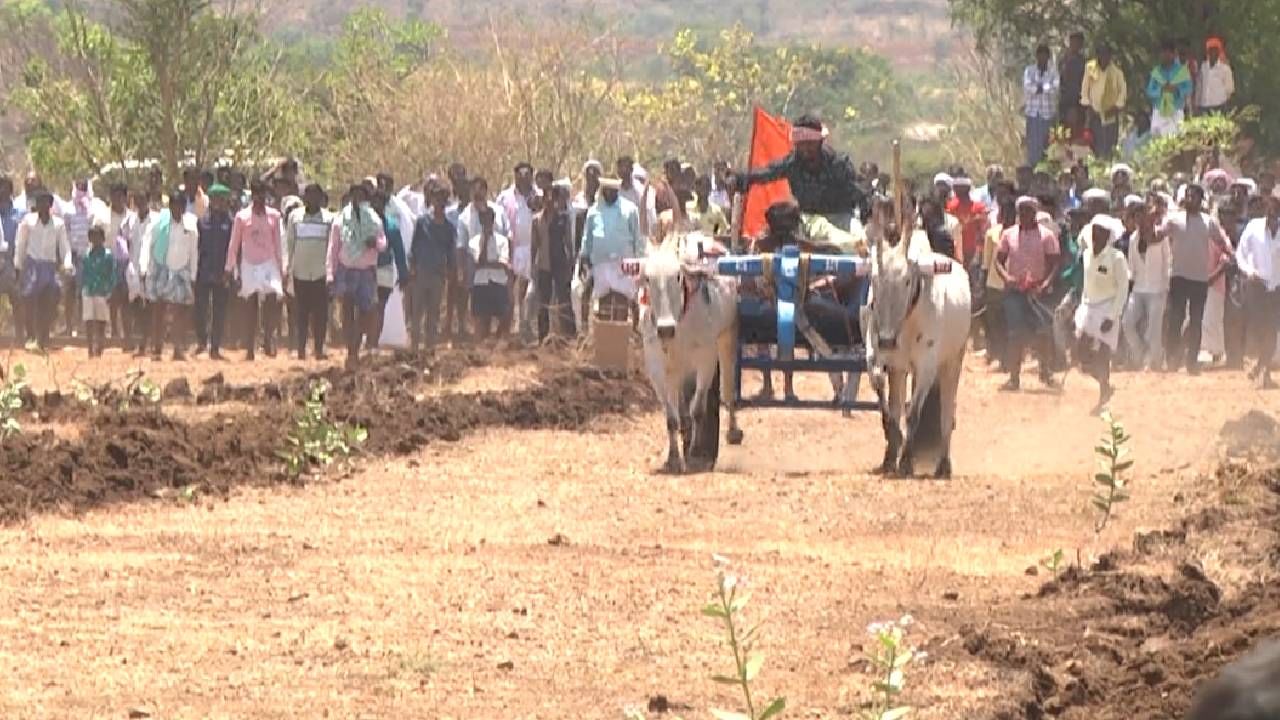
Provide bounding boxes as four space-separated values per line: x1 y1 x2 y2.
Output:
732 113 868 253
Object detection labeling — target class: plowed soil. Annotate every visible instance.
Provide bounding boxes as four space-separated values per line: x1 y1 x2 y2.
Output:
0 345 1276 720
0 349 651 521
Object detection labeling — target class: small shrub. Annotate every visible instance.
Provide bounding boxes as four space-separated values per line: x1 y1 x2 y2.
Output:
0 363 28 441
123 369 161 408
278 379 367 478
1092 410 1133 533
71 378 98 408
864 615 921 720
702 555 786 720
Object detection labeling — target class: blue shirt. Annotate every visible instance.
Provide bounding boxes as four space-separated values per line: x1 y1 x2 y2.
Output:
378 214 410 280
580 198 642 266
197 212 234 284
0 203 23 270
410 212 457 281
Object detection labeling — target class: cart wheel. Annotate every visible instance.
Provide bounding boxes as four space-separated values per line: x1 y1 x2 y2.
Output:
682 368 721 471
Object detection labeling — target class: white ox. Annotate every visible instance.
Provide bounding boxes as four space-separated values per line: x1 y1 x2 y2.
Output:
867 237 971 478
634 239 742 473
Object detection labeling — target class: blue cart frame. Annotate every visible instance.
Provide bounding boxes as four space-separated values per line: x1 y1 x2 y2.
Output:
713 244 878 412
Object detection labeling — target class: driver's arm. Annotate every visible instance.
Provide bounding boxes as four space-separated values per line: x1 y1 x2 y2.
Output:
737 153 794 188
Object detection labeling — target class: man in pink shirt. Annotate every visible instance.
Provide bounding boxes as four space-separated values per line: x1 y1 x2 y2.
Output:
225 180 284 360
995 196 1061 391
327 184 387 370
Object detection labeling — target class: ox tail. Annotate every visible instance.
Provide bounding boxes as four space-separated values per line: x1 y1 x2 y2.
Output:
910 381 944 463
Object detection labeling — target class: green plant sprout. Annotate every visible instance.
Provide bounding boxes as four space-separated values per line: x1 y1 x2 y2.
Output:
703 555 785 720
0 363 28 441
1092 410 1133 533
278 379 367 478
864 615 921 720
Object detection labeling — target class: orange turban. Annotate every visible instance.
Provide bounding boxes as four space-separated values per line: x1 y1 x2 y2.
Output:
1205 36 1228 63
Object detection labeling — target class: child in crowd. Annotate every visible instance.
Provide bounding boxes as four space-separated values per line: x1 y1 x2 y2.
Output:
469 206 511 340
80 224 117 357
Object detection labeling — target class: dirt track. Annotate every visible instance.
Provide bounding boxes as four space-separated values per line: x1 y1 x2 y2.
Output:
0 346 1276 719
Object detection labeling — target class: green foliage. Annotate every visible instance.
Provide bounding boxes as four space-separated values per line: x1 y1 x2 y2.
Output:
948 0 1280 155
1091 410 1133 533
1134 108 1258 177
0 364 28 442
2 0 315 186
863 616 919 720
71 378 98 408
123 369 161 409
626 24 910 161
278 380 367 479
702 555 786 720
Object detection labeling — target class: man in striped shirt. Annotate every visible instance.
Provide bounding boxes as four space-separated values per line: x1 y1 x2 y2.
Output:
287 184 334 360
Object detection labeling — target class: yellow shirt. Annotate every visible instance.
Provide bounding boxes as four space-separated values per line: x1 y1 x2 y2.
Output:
685 200 728 236
1081 60 1128 123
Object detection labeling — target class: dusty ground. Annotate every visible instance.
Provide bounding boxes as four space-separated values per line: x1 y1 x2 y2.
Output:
0 345 1276 720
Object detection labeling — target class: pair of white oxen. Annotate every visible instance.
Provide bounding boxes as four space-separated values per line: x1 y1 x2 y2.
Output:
632 232 972 477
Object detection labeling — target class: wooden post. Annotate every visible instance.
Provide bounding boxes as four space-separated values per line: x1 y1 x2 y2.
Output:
892 139 908 246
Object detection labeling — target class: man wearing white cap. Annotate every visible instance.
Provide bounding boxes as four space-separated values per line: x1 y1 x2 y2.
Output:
1109 163 1135 208
1234 186 1280 388
1074 214 1130 412
1123 195 1170 371
579 177 642 315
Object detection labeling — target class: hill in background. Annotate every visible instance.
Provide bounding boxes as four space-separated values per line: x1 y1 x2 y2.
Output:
263 0 961 70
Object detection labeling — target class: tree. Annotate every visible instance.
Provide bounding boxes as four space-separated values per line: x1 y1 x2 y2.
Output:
624 24 910 163
948 0 1280 156
2 0 307 185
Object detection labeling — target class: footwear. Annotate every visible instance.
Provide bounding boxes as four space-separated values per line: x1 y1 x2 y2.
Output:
999 377 1021 392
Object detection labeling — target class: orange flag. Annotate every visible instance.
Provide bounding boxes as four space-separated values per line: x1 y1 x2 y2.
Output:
742 106 793 239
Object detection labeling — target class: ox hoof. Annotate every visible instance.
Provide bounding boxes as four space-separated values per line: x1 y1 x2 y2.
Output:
726 427 744 446
897 456 915 478
662 456 685 474
876 459 896 476
935 458 952 480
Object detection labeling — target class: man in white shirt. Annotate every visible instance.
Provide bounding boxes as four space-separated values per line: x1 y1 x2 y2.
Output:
1198 38 1234 115
496 162 539 338
14 192 72 350
1235 187 1280 388
119 190 157 355
468 205 511 340
617 156 658 244
1123 198 1170 371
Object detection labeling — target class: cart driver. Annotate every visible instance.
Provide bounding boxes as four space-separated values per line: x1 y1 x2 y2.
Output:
733 113 869 255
